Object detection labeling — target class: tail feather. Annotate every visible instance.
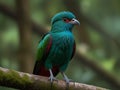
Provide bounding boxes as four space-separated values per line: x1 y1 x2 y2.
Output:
33 61 59 77
33 61 41 75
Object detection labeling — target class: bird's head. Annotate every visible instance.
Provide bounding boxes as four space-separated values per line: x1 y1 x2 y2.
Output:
51 11 80 32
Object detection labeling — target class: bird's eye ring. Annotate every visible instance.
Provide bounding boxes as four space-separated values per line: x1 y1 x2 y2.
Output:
63 18 70 23
72 19 74 21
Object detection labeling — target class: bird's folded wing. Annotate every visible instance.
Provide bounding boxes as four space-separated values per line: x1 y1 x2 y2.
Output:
33 33 52 74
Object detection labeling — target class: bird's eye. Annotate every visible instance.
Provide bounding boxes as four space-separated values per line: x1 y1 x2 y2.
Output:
63 18 71 23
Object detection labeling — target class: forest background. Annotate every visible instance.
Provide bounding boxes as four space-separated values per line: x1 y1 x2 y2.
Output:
0 0 120 90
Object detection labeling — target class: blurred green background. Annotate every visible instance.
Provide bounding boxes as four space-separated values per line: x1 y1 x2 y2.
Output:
0 0 120 90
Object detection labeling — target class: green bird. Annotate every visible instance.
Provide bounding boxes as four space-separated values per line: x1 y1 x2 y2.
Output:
33 11 80 83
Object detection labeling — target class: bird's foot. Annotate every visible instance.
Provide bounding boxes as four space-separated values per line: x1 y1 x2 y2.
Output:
61 72 73 84
48 69 58 83
48 76 58 83
63 77 73 84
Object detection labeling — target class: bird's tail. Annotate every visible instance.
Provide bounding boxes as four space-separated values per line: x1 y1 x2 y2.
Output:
33 61 59 77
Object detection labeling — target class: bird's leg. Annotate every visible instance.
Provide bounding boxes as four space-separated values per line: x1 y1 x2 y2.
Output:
61 72 72 84
48 69 57 83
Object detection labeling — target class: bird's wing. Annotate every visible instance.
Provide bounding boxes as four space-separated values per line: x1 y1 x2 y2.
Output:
71 41 76 59
33 33 52 75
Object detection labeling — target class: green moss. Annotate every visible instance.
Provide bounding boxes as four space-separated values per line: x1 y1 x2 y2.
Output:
0 69 32 88
9 70 32 84
0 70 5 81
49 83 58 90
0 69 59 89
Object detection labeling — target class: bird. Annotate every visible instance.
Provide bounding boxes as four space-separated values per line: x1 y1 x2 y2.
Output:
33 11 80 84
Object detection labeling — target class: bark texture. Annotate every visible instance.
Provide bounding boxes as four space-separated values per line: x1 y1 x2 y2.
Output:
0 67 107 90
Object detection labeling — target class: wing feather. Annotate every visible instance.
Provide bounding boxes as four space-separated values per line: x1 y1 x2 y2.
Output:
71 41 76 59
33 33 52 75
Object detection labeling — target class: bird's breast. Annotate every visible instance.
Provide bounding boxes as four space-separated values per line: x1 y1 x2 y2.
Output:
48 32 74 65
53 32 74 50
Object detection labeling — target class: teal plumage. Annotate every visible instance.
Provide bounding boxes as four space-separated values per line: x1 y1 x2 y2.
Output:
33 11 80 83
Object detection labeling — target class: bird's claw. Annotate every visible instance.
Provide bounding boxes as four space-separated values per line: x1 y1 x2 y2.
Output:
64 78 73 84
48 76 58 83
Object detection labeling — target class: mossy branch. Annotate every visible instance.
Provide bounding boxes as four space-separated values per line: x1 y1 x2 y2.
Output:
0 67 107 90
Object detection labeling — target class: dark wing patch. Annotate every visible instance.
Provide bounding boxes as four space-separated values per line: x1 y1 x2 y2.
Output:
33 60 42 75
71 41 76 59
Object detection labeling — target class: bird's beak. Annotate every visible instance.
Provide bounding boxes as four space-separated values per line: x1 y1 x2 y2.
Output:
69 18 80 25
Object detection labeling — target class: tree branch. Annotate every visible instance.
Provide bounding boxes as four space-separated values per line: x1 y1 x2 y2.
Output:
0 67 107 90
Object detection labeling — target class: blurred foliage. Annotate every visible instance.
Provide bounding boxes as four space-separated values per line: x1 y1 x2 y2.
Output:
0 0 120 90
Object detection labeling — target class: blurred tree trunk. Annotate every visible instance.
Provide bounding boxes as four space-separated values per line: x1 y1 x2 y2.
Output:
41 0 51 24
0 32 2 66
16 0 33 73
